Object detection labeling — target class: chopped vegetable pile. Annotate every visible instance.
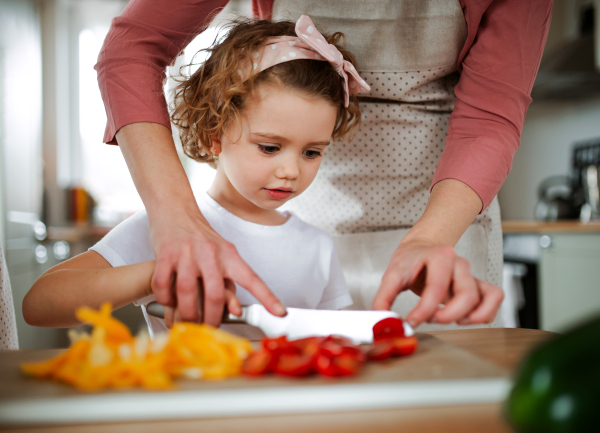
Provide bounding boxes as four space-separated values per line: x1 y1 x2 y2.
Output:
242 335 366 377
22 305 418 388
367 317 418 361
242 317 418 378
20 303 252 390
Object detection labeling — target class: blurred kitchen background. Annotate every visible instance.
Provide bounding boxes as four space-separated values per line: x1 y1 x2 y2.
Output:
1 0 599 349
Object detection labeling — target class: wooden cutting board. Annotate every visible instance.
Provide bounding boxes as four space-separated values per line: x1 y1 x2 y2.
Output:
0 333 511 426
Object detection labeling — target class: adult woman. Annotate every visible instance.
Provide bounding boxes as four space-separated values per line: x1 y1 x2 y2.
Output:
0 237 18 350
95 0 552 329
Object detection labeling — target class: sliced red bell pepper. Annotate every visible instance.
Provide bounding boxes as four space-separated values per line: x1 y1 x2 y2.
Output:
391 336 418 356
372 317 405 341
333 353 363 376
241 350 274 376
274 353 315 377
262 336 299 356
367 340 395 361
315 354 337 376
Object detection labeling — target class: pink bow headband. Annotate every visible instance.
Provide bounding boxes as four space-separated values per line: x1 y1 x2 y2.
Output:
239 15 370 107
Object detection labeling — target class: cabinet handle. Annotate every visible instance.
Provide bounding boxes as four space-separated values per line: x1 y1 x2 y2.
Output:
539 234 556 250
7 210 46 240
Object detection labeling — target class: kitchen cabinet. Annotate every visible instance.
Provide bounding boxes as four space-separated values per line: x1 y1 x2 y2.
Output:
539 232 600 332
502 221 600 333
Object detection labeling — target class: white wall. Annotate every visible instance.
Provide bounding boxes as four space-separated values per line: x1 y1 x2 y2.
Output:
498 97 600 220
0 0 62 350
498 0 600 220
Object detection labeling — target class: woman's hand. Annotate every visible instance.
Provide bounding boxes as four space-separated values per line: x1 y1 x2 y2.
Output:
372 179 503 328
116 123 286 327
149 203 286 327
372 237 504 328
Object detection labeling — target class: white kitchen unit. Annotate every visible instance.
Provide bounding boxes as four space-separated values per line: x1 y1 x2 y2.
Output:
539 232 600 332
503 221 600 333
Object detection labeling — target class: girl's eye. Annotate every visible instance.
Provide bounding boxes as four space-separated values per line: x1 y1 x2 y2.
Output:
303 149 322 159
258 144 279 154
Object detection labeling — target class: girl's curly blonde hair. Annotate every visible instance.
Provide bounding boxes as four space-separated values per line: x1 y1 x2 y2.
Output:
171 17 362 166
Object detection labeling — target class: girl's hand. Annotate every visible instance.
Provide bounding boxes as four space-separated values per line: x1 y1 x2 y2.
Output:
149 204 286 328
372 237 504 328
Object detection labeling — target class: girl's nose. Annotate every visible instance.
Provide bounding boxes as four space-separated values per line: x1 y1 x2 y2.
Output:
275 156 300 180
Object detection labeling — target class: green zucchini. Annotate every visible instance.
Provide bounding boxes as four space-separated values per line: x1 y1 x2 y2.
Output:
506 315 600 433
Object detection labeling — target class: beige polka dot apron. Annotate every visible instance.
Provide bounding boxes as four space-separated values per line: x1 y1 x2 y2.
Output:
274 0 503 329
0 236 19 350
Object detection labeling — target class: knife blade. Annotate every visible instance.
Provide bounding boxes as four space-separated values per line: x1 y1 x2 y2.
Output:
145 302 413 344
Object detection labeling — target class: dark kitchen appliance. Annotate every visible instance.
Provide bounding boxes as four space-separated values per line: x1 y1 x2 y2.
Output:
521 139 600 329
503 234 540 329
573 139 600 220
534 175 580 221
535 138 600 221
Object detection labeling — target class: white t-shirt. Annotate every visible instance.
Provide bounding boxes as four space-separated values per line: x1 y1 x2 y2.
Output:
90 192 352 338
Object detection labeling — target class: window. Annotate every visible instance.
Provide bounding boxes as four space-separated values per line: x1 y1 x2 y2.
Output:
167 9 250 198
78 23 143 224
46 0 250 227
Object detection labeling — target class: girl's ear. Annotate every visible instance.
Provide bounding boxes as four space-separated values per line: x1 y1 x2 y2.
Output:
210 134 222 155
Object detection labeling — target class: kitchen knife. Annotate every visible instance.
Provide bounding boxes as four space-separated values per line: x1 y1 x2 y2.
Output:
145 302 413 344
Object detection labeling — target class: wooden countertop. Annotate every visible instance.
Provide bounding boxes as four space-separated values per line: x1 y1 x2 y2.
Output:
47 225 111 243
502 219 600 233
0 328 554 433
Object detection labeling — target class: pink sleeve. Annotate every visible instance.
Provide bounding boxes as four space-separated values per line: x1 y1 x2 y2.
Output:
95 0 229 145
251 0 275 19
431 0 553 211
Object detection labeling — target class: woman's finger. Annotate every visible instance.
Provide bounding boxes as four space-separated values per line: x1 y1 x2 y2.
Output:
224 246 286 317
163 305 175 328
462 279 504 324
372 255 411 311
225 282 242 317
173 306 182 325
152 255 176 307
433 258 480 324
196 247 226 327
225 277 236 296
405 246 456 327
174 252 203 323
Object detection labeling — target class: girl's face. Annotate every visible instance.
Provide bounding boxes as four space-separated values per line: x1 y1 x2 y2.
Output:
209 82 338 219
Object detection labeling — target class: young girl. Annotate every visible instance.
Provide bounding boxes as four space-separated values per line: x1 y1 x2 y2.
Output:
23 15 370 337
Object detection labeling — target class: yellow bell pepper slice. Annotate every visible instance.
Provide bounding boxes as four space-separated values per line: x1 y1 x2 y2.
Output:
21 303 252 390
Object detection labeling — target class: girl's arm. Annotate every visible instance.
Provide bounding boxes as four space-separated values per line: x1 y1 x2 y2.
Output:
22 251 155 328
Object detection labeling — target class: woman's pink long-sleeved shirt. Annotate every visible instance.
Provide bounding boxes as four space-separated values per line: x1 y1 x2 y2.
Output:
95 0 552 211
